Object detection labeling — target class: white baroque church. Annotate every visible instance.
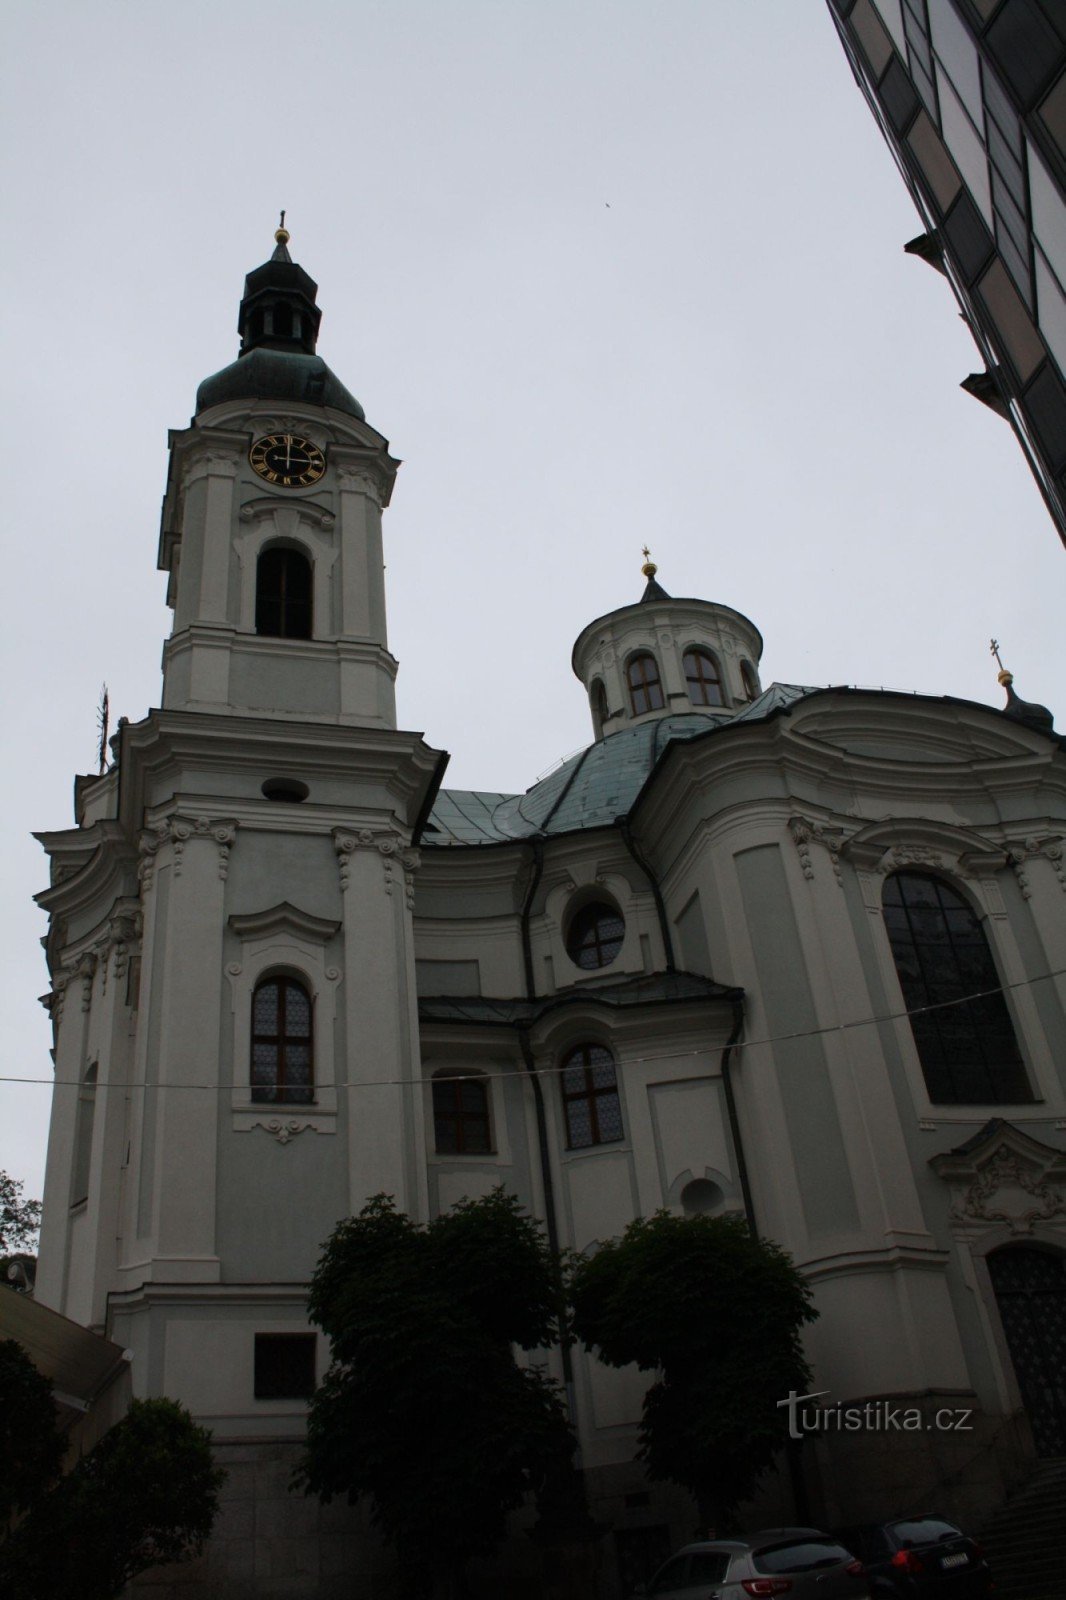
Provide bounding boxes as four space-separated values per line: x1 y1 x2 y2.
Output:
32 229 1066 1598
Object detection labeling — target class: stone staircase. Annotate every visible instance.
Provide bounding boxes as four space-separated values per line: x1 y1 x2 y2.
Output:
976 1457 1066 1600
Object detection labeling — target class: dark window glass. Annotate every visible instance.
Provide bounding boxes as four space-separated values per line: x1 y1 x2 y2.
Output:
740 660 759 700
432 1074 492 1154
985 115 1026 203
1024 364 1066 469
986 1 1063 110
888 1518 962 1548
650 1555 691 1595
688 1552 730 1583
983 62 1025 160
566 901 625 970
254 1333 316 1400
942 190 994 282
755 1541 852 1575
627 653 664 715
683 647 725 707
272 302 293 339
562 1044 624 1149
251 977 314 1104
879 58 921 133
903 6 933 80
992 167 1030 260
882 872 1031 1104
256 547 313 639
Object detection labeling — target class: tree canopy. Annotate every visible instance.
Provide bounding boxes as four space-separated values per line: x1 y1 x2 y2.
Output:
298 1190 576 1595
0 1341 223 1600
569 1211 816 1531
0 1172 42 1258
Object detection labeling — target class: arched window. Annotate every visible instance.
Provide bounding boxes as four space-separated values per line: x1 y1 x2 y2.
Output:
432 1073 492 1154
256 547 312 640
882 872 1031 1105
272 302 294 339
561 1043 624 1148
565 901 625 970
252 977 313 1104
627 652 664 715
683 647 724 707
740 660 759 701
71 1062 98 1206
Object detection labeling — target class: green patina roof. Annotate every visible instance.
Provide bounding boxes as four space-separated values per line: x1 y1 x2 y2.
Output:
423 684 817 846
195 348 365 420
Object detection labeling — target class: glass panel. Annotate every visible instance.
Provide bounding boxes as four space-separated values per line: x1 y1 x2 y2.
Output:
937 68 993 225
462 1117 491 1154
983 63 1024 159
880 56 922 133
253 982 278 1033
1035 247 1066 374
986 118 1025 207
992 167 1030 261
286 984 312 1036
591 1056 617 1090
285 1044 311 1083
977 260 1044 381
851 0 895 76
435 1117 459 1153
928 0 983 126
562 1063 587 1095
567 1101 593 1148
1028 141 1066 292
596 1093 624 1143
871 0 907 57
985 1 1061 111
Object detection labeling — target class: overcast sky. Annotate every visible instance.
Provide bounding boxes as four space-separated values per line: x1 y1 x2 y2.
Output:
2 1 1063 1205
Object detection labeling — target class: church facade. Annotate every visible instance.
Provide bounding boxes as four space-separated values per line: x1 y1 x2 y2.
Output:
33 231 1066 1597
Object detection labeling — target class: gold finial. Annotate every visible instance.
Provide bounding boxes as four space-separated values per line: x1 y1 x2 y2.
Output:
991 637 1012 687
641 544 658 579
275 208 290 246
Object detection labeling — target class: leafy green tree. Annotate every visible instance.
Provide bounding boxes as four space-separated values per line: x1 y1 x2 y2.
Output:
298 1190 576 1598
0 1172 42 1257
569 1212 817 1533
0 1345 224 1600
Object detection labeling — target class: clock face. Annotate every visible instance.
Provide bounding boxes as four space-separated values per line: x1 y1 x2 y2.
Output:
249 434 326 488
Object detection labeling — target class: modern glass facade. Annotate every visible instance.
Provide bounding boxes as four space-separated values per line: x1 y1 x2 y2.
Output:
829 0 1066 549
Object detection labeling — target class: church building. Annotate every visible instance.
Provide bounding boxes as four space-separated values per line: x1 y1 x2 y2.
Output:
32 228 1066 1597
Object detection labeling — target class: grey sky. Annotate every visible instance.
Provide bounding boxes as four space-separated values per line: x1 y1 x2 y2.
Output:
2 1 1063 1202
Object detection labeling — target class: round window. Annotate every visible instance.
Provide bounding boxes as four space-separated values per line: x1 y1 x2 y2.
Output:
565 901 625 970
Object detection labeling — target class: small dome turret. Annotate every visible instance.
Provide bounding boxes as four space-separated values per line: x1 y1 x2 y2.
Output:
572 554 764 740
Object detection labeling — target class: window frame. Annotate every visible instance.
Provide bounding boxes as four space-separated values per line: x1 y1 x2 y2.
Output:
431 1071 493 1155
881 869 1032 1106
251 975 315 1106
255 544 313 640
565 899 626 971
626 651 665 716
682 645 726 708
560 1042 625 1150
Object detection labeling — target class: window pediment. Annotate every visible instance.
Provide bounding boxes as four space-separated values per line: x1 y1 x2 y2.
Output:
841 818 1007 876
931 1120 1066 1236
228 903 340 943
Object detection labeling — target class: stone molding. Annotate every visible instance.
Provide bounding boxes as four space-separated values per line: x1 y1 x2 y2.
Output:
931 1120 1066 1237
1006 835 1065 899
788 814 844 886
332 828 419 906
139 817 238 892
228 903 340 943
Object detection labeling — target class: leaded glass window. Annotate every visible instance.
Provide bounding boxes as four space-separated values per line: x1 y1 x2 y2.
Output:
252 977 314 1104
882 872 1031 1104
256 547 312 639
566 901 625 970
432 1074 492 1154
561 1043 624 1149
627 653 664 715
683 647 725 707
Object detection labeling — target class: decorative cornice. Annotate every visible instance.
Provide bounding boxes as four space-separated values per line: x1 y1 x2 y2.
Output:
1007 835 1065 899
332 827 418 902
228 902 340 943
931 1119 1066 1237
238 495 335 530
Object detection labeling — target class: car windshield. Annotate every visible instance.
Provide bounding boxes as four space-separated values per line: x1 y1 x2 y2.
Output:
755 1540 851 1574
890 1519 961 1548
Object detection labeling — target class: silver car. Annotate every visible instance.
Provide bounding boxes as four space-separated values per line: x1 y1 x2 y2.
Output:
637 1528 872 1600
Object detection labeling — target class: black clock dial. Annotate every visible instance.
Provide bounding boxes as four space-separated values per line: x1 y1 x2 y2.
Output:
249 434 326 488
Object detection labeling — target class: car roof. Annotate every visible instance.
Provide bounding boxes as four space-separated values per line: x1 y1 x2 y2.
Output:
675 1529 833 1555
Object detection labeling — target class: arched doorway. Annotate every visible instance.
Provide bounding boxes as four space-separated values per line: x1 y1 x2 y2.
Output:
988 1246 1066 1456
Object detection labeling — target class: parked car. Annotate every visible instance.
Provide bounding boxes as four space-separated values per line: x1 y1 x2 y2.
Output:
636 1527 871 1599
833 1516 992 1598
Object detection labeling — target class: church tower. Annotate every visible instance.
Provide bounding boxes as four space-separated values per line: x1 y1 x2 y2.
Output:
33 226 445 1437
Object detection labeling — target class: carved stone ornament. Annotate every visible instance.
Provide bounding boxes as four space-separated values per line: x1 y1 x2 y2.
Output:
257 1119 308 1146
931 1119 1066 1238
75 951 97 1013
139 817 237 886
1007 835 1066 900
788 815 844 887
333 828 416 899
336 464 389 506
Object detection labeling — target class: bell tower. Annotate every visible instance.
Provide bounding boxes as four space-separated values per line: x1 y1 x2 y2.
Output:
33 228 446 1457
159 222 401 728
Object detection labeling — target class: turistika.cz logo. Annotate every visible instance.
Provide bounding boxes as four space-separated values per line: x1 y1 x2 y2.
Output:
777 1390 974 1441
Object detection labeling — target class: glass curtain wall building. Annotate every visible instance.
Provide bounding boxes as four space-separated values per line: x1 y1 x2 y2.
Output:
828 0 1066 549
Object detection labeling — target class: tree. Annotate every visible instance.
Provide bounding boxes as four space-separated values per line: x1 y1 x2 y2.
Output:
0 1172 42 1258
298 1190 576 1598
0 1340 224 1600
569 1211 817 1534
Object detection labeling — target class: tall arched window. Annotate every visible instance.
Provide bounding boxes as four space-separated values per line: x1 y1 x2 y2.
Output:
432 1072 492 1154
256 547 312 640
252 977 314 1104
627 653 664 715
561 1043 624 1148
882 872 1031 1104
683 647 725 707
739 660 759 701
71 1062 98 1207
